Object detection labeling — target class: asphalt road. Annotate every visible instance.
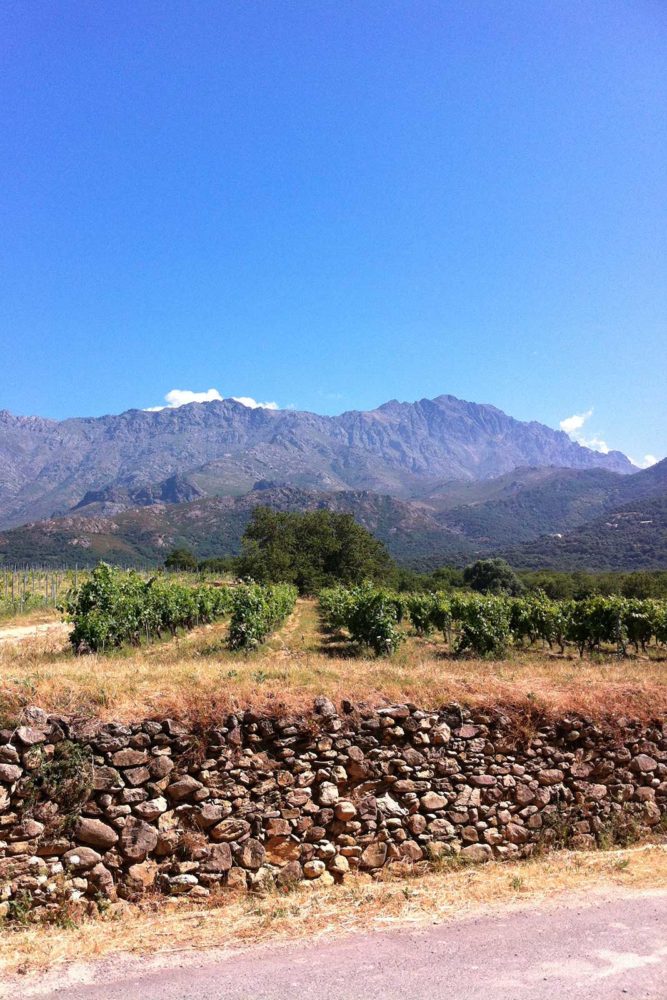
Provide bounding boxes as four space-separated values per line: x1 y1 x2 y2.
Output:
24 890 667 1000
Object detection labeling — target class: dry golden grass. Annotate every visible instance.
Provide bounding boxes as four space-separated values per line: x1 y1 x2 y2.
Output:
2 845 666 983
0 606 61 631
1 599 666 725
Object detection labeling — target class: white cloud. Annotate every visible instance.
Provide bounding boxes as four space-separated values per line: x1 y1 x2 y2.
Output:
230 396 279 410
559 408 610 454
630 453 660 469
559 409 593 435
145 389 279 412
580 433 610 455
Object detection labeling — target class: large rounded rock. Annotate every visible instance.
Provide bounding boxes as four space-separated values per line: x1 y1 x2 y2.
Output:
63 847 102 870
0 764 22 784
275 861 303 887
74 817 118 850
631 754 657 774
166 775 204 802
420 792 446 811
196 803 231 829
199 844 233 873
120 817 159 861
126 859 158 891
538 769 565 786
134 797 168 822
461 844 492 863
148 756 174 780
92 766 122 791
303 859 325 879
360 842 388 869
334 800 356 821
318 782 339 806
240 839 265 870
211 818 251 843
16 726 46 746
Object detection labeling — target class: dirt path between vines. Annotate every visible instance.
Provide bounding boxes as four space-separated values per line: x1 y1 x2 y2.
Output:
0 621 70 645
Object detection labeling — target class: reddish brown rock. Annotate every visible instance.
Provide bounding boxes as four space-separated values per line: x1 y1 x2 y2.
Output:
120 817 159 861
538 769 565 786
240 839 266 870
198 844 233 873
74 817 118 850
420 791 447 811
166 775 204 802
631 754 657 774
360 842 387 869
211 818 251 843
63 847 102 869
0 764 22 784
112 749 149 768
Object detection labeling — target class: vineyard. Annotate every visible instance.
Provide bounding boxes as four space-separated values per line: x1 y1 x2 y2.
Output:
61 564 231 652
0 568 76 619
320 585 667 658
4 560 667 665
59 564 297 653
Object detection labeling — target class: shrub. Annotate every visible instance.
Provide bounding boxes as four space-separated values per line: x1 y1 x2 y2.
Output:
451 593 512 657
61 563 230 652
320 583 404 656
405 593 438 636
565 596 628 657
227 583 298 650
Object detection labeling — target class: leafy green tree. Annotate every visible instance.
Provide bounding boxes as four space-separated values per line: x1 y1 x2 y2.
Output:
164 547 198 571
236 507 394 593
463 558 523 596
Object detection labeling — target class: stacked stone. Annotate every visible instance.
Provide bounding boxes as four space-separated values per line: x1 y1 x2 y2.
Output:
0 702 665 917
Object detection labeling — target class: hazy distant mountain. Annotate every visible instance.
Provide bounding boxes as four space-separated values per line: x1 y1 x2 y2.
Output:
432 461 667 545
0 395 635 530
1 460 664 572
0 486 476 568
504 491 667 571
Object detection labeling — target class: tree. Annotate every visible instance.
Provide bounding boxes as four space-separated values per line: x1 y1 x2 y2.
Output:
236 507 394 593
164 547 198 571
463 558 523 596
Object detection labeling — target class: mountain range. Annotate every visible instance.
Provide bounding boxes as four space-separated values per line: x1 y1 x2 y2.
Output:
0 394 663 571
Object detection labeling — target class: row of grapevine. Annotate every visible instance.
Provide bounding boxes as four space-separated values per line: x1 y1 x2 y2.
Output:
320 584 405 655
227 583 298 650
320 586 667 658
61 563 231 653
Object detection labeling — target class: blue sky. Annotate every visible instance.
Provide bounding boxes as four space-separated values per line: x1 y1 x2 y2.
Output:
1 1 665 465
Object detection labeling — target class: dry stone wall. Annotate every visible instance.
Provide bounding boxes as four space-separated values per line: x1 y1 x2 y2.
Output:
1 700 666 917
